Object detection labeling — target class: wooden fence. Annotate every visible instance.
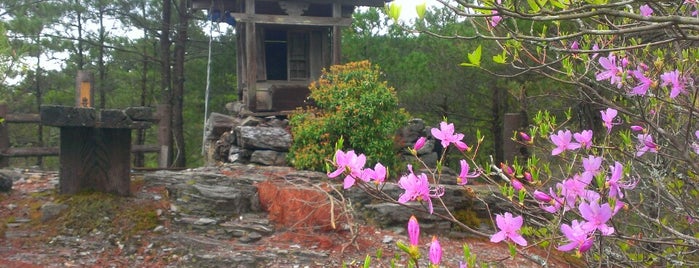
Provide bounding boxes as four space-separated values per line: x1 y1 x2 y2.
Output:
0 103 165 168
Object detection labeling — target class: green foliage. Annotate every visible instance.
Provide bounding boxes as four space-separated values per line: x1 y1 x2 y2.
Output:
288 61 409 172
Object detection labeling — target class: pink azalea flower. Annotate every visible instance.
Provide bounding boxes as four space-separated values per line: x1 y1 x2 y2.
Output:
636 133 658 156
558 220 594 253
408 215 420 246
561 174 600 209
398 165 442 214
490 10 502 27
581 155 603 181
328 150 366 189
660 69 686 98
591 44 600 59
573 130 594 149
630 68 653 96
457 159 480 185
362 163 387 184
600 108 618 133
640 4 653 16
596 54 623 88
414 136 427 151
579 199 615 235
606 161 636 198
490 212 527 246
431 121 469 151
541 186 565 213
429 236 442 265
550 130 581 155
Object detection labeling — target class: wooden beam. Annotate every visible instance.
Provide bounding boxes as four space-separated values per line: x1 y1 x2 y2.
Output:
1 147 60 157
191 0 389 10
231 13 352 26
4 113 40 123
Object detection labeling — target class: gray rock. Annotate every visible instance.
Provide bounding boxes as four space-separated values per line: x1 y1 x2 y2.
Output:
235 126 292 151
41 202 69 222
250 150 287 166
205 112 239 140
0 175 12 192
143 170 262 218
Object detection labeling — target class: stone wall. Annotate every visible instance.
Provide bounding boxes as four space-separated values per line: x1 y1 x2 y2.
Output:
204 113 441 168
204 113 291 166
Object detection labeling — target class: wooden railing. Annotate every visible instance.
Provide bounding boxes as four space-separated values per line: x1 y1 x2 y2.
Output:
0 103 163 168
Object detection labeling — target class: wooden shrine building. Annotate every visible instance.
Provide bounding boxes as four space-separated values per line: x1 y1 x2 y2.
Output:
191 0 390 113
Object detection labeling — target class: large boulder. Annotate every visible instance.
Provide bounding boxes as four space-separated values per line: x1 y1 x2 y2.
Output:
0 169 20 192
235 126 292 151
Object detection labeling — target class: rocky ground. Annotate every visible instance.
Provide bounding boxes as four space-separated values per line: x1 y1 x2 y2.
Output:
0 164 579 267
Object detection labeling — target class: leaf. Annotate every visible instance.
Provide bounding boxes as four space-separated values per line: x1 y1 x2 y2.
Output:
493 50 508 64
460 45 482 67
415 1 427 20
363 255 371 268
526 0 541 13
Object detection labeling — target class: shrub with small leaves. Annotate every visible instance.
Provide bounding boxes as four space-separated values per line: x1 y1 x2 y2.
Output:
288 60 409 172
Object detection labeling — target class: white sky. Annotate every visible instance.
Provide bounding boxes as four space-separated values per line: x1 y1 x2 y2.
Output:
391 0 439 21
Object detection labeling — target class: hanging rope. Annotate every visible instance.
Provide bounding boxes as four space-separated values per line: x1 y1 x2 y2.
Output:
201 6 215 155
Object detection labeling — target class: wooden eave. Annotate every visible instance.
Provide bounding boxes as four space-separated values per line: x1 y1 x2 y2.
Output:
191 0 391 10
230 13 352 26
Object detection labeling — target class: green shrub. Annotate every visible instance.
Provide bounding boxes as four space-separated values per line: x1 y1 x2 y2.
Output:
288 60 409 172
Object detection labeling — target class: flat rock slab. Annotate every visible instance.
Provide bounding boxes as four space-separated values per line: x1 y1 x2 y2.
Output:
40 105 152 129
40 105 97 127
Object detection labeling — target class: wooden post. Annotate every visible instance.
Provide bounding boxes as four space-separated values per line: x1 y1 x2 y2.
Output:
245 0 257 112
59 127 131 196
75 70 94 108
0 104 9 167
331 3 342 65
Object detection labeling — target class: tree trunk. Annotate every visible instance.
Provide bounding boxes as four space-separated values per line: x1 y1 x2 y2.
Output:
135 1 149 168
159 0 173 168
171 0 188 167
492 86 505 164
98 5 106 109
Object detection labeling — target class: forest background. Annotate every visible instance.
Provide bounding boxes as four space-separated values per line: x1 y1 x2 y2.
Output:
0 0 567 168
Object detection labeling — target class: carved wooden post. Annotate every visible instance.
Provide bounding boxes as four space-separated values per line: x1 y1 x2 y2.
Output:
75 70 94 108
0 103 9 167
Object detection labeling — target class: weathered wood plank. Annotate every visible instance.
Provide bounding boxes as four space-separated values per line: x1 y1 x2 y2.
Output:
4 113 40 123
124 106 156 122
1 147 59 157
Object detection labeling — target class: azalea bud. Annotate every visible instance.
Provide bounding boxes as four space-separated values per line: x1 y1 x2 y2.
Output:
414 137 427 151
511 179 524 191
523 171 532 182
570 40 579 50
519 132 532 143
429 236 442 265
630 125 644 132
408 215 420 247
501 163 514 176
533 190 552 202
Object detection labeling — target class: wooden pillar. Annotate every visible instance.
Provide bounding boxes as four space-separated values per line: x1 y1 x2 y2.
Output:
157 104 170 168
75 70 94 108
0 104 9 167
245 0 257 112
59 127 131 196
331 3 342 65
